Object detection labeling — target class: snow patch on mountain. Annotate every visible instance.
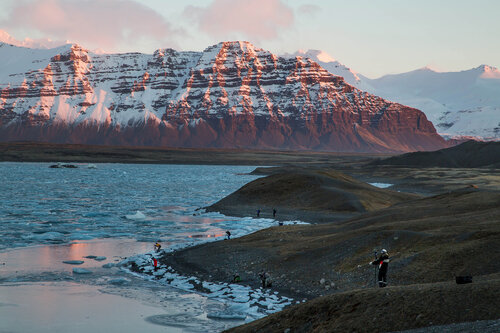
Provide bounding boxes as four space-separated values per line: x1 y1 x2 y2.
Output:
284 49 374 92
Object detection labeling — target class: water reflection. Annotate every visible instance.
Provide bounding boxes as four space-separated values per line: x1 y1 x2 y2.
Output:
0 239 245 333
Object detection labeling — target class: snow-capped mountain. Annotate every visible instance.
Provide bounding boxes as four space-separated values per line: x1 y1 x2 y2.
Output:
0 41 446 152
362 65 500 140
293 49 499 140
286 50 374 92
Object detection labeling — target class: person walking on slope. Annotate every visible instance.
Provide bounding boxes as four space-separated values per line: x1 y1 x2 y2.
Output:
370 249 390 287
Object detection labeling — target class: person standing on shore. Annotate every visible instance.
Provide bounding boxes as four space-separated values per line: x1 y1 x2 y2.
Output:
370 249 390 287
154 241 162 253
257 209 261 217
272 208 277 218
226 231 231 240
152 257 158 271
259 270 267 288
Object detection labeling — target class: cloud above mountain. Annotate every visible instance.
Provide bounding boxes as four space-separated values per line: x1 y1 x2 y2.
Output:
183 0 294 41
0 0 180 51
0 29 68 49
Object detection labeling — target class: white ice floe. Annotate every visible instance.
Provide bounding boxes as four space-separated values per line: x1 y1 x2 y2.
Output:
62 260 84 265
125 211 147 220
206 311 247 320
368 182 393 188
120 253 293 322
72 268 92 274
280 220 308 226
23 231 65 241
107 277 131 285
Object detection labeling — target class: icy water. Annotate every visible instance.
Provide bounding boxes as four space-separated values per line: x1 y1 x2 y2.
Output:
0 162 287 332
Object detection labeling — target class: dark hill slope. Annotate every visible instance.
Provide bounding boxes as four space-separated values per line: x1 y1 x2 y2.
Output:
228 279 500 333
372 140 500 168
165 189 500 299
205 168 418 222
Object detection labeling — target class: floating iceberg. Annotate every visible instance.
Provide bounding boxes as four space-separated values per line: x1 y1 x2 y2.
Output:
206 311 247 320
369 182 393 188
72 268 92 274
108 277 130 285
125 211 146 220
62 260 84 265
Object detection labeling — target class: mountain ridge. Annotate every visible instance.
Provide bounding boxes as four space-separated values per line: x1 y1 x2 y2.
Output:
290 48 499 140
0 41 447 152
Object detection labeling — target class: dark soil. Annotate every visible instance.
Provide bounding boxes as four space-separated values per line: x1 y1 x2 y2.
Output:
228 279 500 333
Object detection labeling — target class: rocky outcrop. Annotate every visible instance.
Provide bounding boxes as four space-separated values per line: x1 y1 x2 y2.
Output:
0 41 447 152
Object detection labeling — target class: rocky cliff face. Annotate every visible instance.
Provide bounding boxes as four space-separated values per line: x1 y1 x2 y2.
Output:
0 41 447 152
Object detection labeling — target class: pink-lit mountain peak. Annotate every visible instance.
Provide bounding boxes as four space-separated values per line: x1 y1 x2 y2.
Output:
203 41 266 59
296 49 336 63
477 64 500 79
197 41 330 78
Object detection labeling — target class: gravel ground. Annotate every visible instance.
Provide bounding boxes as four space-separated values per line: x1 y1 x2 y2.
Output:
389 319 500 333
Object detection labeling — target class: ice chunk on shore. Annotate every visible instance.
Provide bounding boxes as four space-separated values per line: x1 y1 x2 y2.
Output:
62 260 84 265
94 256 106 261
122 255 293 322
206 311 247 320
153 269 166 276
125 211 146 220
26 231 65 241
369 182 393 188
108 277 130 285
72 268 92 274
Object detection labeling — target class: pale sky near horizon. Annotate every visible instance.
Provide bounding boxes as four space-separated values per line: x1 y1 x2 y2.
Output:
0 0 498 78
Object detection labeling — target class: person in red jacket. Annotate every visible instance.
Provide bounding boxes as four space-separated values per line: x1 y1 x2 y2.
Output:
152 257 158 271
370 249 390 287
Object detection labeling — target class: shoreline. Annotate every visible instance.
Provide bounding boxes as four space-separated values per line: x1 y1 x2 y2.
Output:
153 168 500 332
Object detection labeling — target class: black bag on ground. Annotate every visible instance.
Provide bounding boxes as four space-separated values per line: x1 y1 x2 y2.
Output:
455 276 472 284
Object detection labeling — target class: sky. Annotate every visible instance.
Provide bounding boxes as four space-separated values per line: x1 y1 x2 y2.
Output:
0 0 498 78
